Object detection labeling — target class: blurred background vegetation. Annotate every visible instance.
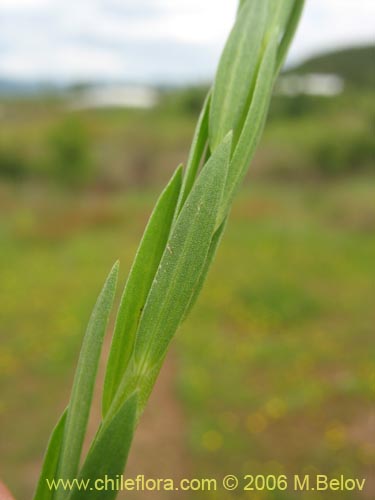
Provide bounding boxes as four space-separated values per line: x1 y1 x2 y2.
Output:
0 45 374 499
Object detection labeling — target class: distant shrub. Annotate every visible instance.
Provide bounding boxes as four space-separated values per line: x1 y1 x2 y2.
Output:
314 131 375 175
46 117 93 187
178 87 207 114
0 147 30 181
347 132 375 170
269 94 319 120
314 139 344 175
162 86 208 115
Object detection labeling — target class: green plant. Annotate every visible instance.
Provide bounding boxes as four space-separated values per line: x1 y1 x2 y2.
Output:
34 2 304 498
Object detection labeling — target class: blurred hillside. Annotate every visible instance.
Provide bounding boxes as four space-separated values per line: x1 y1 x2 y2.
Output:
285 45 375 90
0 45 373 189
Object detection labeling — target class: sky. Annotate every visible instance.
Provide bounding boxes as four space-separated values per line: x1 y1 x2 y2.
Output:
0 0 374 84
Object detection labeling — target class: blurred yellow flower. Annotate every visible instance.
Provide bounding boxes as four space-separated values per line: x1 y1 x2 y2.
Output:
325 422 346 449
265 398 286 419
202 430 223 452
247 412 267 434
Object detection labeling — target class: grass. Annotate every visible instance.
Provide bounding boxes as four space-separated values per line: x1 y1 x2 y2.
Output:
177 178 374 500
1 174 374 498
1 88 373 495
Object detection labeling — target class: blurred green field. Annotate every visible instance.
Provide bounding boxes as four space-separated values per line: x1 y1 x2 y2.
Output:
1 87 374 186
0 87 374 499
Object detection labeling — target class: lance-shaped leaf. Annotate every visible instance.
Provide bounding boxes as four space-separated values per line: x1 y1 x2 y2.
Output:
68 393 138 500
266 0 294 33
276 0 305 72
102 166 182 416
133 133 232 375
237 0 246 14
55 262 119 500
176 92 210 215
105 139 231 422
33 410 67 500
182 218 227 321
128 221 228 418
218 33 279 224
209 0 268 151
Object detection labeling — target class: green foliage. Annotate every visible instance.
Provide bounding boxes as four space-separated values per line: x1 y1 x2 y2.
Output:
182 218 227 322
0 146 31 181
268 93 318 119
177 93 210 213
47 118 93 187
3 175 374 498
1 85 371 189
177 178 374 497
104 134 232 420
275 0 306 72
53 262 119 500
33 2 304 498
132 135 232 374
161 86 208 115
68 393 138 500
102 167 182 416
221 32 278 218
314 130 375 175
33 411 67 500
209 1 268 150
238 280 321 326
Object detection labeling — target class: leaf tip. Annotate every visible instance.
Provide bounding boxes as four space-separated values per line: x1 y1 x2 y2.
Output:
109 260 120 281
224 129 234 145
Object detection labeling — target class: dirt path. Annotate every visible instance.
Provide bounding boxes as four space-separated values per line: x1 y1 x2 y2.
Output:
85 339 192 500
123 354 192 499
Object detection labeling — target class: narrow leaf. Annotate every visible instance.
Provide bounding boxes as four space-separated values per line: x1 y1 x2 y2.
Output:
133 133 232 373
209 0 268 151
102 166 182 416
104 136 232 422
176 92 210 214
237 0 246 15
266 0 294 33
55 262 119 499
276 0 305 72
68 393 138 500
183 217 227 321
33 410 67 500
122 220 227 418
219 33 279 223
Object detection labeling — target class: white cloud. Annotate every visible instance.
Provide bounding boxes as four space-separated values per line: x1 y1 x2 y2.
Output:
0 0 373 82
53 0 235 46
288 0 375 63
0 0 52 9
0 46 127 81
